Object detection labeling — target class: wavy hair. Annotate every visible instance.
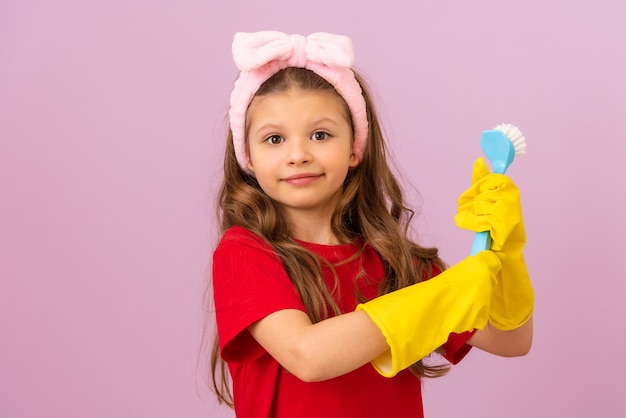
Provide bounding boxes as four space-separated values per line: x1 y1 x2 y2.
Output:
209 67 448 406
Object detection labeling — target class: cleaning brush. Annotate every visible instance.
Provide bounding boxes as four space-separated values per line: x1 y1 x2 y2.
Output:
469 123 526 255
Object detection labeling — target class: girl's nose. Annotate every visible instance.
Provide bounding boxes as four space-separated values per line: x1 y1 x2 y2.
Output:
287 138 312 165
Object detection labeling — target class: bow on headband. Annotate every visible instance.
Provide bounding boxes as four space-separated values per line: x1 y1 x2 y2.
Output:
232 31 355 72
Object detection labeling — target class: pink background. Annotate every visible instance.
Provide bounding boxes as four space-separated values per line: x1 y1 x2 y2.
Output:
1 1 625 417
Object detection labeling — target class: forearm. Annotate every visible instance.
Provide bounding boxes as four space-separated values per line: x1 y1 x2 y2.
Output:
468 316 533 357
248 309 389 382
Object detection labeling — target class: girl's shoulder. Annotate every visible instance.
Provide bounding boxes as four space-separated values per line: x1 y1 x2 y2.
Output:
221 225 259 241
215 226 276 256
219 225 270 242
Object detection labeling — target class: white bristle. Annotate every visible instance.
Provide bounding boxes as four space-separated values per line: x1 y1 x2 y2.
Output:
494 123 526 156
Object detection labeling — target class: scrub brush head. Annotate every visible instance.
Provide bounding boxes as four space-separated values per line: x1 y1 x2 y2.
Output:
494 123 526 156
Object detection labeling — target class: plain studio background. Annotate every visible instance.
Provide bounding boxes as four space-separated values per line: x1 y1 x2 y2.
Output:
1 1 625 417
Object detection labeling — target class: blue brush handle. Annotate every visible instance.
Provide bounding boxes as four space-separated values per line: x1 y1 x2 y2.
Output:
469 130 516 256
470 231 492 256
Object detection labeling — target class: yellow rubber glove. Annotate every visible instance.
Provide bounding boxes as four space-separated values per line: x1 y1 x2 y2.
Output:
356 251 501 377
454 158 534 330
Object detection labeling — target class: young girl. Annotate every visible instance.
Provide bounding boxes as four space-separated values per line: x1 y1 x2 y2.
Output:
210 31 534 418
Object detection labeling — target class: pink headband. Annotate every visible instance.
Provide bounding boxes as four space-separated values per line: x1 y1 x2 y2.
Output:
228 31 368 171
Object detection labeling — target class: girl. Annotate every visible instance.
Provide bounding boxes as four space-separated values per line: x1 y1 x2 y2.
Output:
210 31 534 418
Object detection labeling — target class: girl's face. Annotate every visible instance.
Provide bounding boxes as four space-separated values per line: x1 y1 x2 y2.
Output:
246 88 359 220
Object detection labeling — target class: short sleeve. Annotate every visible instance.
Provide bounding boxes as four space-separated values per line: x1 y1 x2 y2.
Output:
212 227 306 363
441 330 476 364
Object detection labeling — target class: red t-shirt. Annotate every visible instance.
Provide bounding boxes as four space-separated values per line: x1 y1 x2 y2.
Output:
213 226 474 418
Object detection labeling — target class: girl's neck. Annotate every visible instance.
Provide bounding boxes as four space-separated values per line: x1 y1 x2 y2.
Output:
292 228 340 245
286 210 341 245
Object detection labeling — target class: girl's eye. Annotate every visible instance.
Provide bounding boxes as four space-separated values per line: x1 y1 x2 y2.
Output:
265 135 283 145
311 131 330 141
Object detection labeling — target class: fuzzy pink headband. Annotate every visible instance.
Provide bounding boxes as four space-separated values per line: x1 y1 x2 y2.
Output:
228 31 368 171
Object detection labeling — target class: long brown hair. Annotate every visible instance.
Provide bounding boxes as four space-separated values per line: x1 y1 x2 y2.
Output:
209 67 449 406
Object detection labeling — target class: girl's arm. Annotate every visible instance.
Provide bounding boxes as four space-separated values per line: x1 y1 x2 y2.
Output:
248 308 388 382
250 309 533 384
467 316 533 357
248 252 504 381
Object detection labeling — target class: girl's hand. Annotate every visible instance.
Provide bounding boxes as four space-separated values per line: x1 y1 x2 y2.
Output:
454 157 525 251
455 157 534 332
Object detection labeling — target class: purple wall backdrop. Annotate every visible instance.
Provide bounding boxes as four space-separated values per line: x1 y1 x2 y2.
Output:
1 1 625 417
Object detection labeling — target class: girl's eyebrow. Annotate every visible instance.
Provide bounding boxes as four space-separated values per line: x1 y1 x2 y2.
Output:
309 117 342 126
248 122 284 136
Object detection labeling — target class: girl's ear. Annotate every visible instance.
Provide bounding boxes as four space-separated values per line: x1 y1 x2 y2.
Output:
247 160 255 172
349 153 360 168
